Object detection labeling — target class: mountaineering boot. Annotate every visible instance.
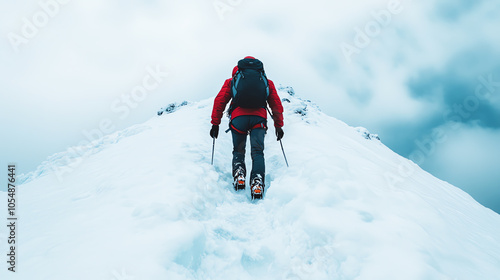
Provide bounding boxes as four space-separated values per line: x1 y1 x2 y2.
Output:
233 166 246 190
251 174 264 199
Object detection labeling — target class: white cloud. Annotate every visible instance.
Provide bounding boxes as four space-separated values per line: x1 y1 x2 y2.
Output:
420 124 500 212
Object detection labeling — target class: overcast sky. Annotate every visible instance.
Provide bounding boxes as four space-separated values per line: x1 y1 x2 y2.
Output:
1 0 499 213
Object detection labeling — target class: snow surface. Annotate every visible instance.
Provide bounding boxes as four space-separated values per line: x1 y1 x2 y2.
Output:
1 89 500 280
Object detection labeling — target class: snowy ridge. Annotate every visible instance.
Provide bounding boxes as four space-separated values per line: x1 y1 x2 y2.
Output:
17 122 154 185
1 88 500 280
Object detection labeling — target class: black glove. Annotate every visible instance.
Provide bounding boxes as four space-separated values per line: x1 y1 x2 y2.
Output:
275 127 284 141
210 125 219 139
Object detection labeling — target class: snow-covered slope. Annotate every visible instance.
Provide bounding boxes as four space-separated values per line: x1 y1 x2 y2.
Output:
1 88 500 280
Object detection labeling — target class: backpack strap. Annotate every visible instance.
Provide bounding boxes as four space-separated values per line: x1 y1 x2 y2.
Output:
228 71 241 115
231 71 242 98
261 72 269 99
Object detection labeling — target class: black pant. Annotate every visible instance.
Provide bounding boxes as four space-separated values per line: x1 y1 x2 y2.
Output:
231 116 266 183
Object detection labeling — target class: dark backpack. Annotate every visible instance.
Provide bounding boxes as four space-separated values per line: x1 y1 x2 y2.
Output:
230 58 270 110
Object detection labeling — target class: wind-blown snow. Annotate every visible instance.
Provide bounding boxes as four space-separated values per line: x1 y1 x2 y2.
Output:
1 89 500 280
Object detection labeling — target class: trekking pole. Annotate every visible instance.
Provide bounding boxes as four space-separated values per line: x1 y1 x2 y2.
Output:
279 139 289 167
267 107 289 167
211 137 215 165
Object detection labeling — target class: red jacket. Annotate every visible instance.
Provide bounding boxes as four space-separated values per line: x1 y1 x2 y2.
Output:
211 66 284 128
